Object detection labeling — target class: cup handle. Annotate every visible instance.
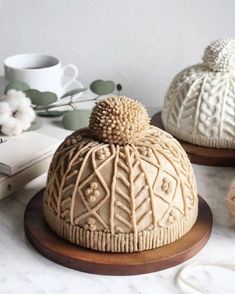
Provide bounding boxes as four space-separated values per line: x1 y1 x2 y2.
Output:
61 64 79 93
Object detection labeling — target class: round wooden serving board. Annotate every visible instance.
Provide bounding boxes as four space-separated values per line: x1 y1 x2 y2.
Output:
24 189 212 276
151 112 235 167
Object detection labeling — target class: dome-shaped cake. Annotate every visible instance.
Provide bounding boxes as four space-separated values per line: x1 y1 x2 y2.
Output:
43 96 198 252
162 38 235 149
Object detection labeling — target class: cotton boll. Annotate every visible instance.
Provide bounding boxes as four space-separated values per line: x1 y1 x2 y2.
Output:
0 90 36 135
17 105 36 123
5 90 31 111
7 89 24 99
14 105 36 130
25 106 36 122
1 117 23 136
7 89 17 96
14 90 26 99
4 91 21 112
10 90 32 107
19 96 31 108
0 112 11 125
0 101 11 124
0 101 10 112
14 111 31 130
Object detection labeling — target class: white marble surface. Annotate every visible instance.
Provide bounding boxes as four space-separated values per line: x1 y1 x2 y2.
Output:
0 107 235 294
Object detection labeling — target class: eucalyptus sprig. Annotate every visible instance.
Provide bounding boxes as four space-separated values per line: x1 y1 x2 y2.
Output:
4 79 122 130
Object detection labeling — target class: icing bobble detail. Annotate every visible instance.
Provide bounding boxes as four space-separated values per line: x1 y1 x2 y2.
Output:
84 217 96 231
139 146 152 157
66 136 82 146
161 177 172 194
167 208 179 224
85 181 100 203
96 147 111 160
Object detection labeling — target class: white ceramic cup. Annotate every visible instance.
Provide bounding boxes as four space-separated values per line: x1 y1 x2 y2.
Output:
4 53 79 97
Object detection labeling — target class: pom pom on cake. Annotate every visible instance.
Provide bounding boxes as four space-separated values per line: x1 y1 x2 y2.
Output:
89 96 150 145
202 38 235 72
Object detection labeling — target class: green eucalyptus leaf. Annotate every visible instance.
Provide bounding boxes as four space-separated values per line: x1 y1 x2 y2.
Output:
5 80 30 94
38 110 68 117
26 118 42 131
90 80 115 95
41 92 58 105
25 89 58 106
24 89 41 105
63 109 91 130
61 88 87 99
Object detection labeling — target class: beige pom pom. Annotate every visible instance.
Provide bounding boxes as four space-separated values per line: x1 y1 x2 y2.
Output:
226 180 235 218
202 39 235 72
89 96 150 145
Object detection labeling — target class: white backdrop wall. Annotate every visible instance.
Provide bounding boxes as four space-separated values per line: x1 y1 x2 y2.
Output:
0 0 235 109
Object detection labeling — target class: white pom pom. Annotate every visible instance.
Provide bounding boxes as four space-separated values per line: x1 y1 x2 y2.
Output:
1 117 23 136
0 101 11 124
203 39 235 72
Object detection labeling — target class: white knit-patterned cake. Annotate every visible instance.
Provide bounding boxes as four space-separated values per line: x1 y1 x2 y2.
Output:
43 96 198 252
162 39 235 149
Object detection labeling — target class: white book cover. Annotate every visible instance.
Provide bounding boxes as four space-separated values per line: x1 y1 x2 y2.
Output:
0 132 60 176
0 155 52 200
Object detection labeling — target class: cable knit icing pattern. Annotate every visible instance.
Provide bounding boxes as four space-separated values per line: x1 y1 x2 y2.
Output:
162 39 235 149
43 97 198 252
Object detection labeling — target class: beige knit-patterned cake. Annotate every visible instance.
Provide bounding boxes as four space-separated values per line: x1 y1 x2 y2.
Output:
43 96 198 252
162 38 235 149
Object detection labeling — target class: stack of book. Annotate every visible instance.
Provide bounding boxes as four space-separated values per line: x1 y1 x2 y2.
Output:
0 132 60 200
